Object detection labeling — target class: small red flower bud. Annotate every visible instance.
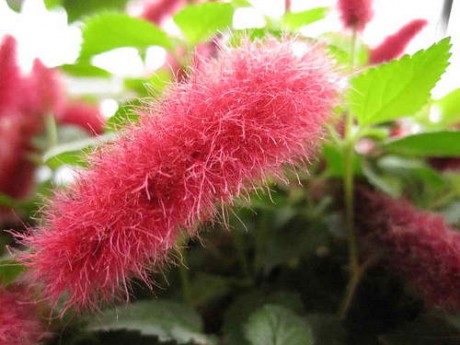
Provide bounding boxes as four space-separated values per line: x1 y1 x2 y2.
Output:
337 0 373 32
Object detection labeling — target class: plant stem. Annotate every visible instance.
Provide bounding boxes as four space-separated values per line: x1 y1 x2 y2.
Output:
45 114 58 149
233 225 252 280
339 30 360 318
179 263 192 305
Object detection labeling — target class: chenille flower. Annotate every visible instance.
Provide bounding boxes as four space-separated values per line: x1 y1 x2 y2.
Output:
25 59 64 117
56 101 105 135
337 0 373 32
358 190 460 311
21 37 338 311
370 19 428 64
0 35 21 118
0 286 47 345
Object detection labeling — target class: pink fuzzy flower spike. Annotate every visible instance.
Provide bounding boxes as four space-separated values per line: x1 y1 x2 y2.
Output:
337 0 373 32
0 35 21 118
370 19 428 64
21 36 338 311
56 101 105 135
0 286 47 345
27 59 64 116
358 190 460 311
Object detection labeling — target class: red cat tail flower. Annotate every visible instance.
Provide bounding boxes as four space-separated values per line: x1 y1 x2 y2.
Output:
0 35 21 118
0 286 48 345
337 0 373 32
56 101 105 135
370 19 428 64
358 190 460 311
21 36 338 312
26 59 64 116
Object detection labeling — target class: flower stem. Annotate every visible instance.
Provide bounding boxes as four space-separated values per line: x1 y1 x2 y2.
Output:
339 30 360 318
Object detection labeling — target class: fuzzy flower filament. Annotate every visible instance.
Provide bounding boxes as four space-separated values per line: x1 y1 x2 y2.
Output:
0 286 47 345
22 37 338 311
358 190 460 311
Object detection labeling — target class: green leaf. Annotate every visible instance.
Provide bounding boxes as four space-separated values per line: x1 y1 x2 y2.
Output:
348 38 451 126
305 314 346 345
44 0 61 10
60 63 111 78
323 143 362 177
80 13 172 61
281 7 328 30
87 300 215 345
224 291 304 345
124 70 172 97
43 133 116 169
0 257 26 286
324 33 369 67
174 3 234 44
231 0 252 7
188 273 232 307
362 161 402 198
6 0 24 12
384 131 460 157
63 0 130 22
244 305 313 345
105 100 141 131
435 88 460 127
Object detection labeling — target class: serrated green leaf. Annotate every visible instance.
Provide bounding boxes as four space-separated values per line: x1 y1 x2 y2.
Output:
348 38 451 126
384 131 460 157
174 3 234 44
80 13 172 61
245 305 313 345
0 257 26 286
60 63 111 78
281 7 328 30
87 300 215 345
43 133 115 169
435 88 460 127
